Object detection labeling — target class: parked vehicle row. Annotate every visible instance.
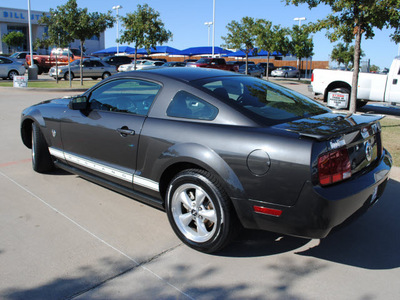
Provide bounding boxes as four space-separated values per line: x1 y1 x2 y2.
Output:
49 58 117 80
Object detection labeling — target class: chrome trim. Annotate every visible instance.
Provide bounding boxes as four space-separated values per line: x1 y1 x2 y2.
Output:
48 147 159 191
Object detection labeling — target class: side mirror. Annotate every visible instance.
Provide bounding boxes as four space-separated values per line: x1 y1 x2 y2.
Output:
69 95 88 110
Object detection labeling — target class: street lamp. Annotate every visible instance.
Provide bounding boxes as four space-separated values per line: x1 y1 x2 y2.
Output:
112 5 123 54
212 0 215 57
27 0 38 80
204 22 213 46
293 17 306 26
293 17 307 79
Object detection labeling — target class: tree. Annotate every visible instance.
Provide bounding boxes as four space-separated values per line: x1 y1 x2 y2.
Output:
285 0 400 113
331 43 365 69
370 65 380 72
288 24 314 80
2 31 25 52
254 20 290 80
222 17 257 74
119 4 172 70
40 0 114 85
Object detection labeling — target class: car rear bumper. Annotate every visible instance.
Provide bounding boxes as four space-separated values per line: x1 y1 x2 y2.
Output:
231 149 392 239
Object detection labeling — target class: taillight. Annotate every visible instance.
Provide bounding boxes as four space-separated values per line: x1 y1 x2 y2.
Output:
318 148 351 186
311 72 314 82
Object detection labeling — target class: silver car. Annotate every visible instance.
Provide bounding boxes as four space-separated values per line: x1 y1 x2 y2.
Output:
49 59 117 80
0 56 26 80
271 66 299 78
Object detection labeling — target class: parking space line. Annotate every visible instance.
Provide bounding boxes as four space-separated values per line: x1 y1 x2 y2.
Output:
0 158 32 168
0 169 194 300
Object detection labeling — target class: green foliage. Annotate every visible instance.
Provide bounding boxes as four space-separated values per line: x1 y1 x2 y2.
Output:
39 0 114 85
331 42 364 68
370 64 380 72
2 31 25 49
119 4 172 55
254 20 290 79
288 24 314 60
222 17 257 54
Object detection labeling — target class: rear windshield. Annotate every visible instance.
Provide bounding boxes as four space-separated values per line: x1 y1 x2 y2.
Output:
193 76 329 125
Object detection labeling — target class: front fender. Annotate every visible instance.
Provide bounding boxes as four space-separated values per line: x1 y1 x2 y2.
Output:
20 108 46 148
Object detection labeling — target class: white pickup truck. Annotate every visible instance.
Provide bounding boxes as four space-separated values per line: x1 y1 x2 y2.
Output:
311 57 400 109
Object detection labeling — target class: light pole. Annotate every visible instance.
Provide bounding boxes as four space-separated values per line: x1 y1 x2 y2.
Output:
204 22 213 46
293 17 307 79
293 17 306 26
112 5 123 54
212 0 215 57
27 0 38 79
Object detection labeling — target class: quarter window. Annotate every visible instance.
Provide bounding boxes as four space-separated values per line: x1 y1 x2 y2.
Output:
167 91 218 120
88 79 161 115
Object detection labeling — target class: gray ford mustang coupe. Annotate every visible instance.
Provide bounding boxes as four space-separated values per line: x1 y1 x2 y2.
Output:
20 68 392 253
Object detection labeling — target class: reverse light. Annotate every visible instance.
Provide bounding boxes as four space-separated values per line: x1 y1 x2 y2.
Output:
253 206 282 217
318 148 351 186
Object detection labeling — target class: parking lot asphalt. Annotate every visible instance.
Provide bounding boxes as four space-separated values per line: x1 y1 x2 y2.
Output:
1 85 400 300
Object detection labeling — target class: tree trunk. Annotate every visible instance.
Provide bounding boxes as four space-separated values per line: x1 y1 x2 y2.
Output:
266 53 270 80
297 57 301 80
134 46 138 70
80 40 84 86
245 52 248 75
350 26 362 114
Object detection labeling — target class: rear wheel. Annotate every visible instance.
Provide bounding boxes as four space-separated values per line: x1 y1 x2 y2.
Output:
7 70 18 80
102 72 111 79
31 122 54 173
166 169 238 253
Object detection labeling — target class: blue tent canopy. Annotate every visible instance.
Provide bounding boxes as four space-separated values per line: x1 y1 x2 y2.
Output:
133 46 182 55
224 49 283 57
179 46 232 56
92 46 136 55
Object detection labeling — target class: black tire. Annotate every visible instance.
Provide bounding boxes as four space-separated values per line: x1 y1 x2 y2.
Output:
166 169 238 253
8 70 18 80
64 72 74 80
37 65 43 75
91 77 99 80
31 122 54 173
102 72 111 79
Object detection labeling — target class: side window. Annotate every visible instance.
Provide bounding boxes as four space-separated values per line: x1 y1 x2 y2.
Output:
167 91 218 120
88 79 161 115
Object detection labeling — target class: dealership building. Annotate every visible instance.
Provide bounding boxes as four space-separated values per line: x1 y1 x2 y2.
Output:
0 6 105 55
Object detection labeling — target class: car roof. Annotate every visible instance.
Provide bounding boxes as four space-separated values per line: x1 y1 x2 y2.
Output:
113 67 243 82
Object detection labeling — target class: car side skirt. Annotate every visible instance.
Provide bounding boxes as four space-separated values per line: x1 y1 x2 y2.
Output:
53 160 165 210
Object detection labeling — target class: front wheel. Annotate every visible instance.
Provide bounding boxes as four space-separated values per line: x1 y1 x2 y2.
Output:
166 169 237 253
64 72 74 81
31 123 54 173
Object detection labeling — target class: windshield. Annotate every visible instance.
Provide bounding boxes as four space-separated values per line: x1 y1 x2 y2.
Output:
193 76 329 125
197 58 211 64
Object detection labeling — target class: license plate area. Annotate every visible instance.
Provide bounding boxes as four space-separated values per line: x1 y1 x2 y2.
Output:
327 92 349 109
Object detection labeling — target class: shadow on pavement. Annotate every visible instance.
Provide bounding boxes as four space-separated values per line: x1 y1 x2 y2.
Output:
295 178 400 269
219 178 400 270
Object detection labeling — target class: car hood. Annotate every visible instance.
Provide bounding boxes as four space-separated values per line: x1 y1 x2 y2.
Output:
272 112 384 141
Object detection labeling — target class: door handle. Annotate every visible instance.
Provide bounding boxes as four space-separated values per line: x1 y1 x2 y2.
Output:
117 127 135 137
393 79 398 85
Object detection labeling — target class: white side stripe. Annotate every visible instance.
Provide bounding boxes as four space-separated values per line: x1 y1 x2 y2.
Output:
49 147 159 192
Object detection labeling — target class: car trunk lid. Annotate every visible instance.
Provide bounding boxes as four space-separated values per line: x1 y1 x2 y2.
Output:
272 112 384 179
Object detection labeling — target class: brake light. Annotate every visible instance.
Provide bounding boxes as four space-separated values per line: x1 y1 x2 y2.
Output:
318 148 351 186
